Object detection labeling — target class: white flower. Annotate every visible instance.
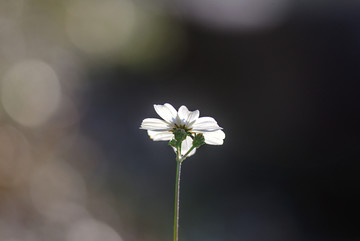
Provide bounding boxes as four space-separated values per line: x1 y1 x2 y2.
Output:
140 103 225 157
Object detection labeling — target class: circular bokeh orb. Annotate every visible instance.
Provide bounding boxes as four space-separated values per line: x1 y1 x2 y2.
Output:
1 60 61 127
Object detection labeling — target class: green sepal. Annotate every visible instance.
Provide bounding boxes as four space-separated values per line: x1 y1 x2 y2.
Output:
174 129 187 143
193 133 205 148
168 139 177 148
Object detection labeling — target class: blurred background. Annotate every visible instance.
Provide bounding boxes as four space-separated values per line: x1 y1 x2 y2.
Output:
0 0 360 240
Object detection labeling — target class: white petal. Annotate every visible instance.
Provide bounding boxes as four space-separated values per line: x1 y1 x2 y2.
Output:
177 105 189 125
140 118 172 131
171 136 196 157
178 136 196 157
203 130 225 145
177 106 200 127
181 136 197 156
147 130 173 141
154 103 177 123
185 110 200 126
192 117 222 132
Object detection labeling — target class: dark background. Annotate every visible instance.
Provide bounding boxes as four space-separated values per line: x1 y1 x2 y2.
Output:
0 0 360 240
82 6 360 241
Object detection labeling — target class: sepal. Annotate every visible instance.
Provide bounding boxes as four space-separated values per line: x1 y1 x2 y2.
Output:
193 133 205 148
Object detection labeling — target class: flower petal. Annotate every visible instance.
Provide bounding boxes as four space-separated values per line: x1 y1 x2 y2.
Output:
177 105 189 125
147 130 173 141
203 130 225 145
171 136 196 157
181 136 197 156
185 110 199 126
140 118 172 131
177 106 200 127
154 103 177 123
192 117 222 132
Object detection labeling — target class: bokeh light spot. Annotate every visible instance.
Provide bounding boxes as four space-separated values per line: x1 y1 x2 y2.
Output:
1 60 62 127
176 0 290 31
115 11 186 69
65 0 135 57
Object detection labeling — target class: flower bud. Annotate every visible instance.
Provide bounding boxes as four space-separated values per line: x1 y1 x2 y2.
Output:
174 129 187 142
193 133 205 148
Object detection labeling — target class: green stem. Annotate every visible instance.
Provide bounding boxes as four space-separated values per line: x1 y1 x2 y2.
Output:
180 146 196 162
173 145 182 241
173 143 196 241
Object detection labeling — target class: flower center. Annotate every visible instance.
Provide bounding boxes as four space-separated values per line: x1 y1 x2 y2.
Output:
172 124 192 134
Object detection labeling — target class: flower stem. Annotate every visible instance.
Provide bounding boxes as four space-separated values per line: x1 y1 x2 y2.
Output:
173 143 197 241
173 146 182 241
180 146 196 162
